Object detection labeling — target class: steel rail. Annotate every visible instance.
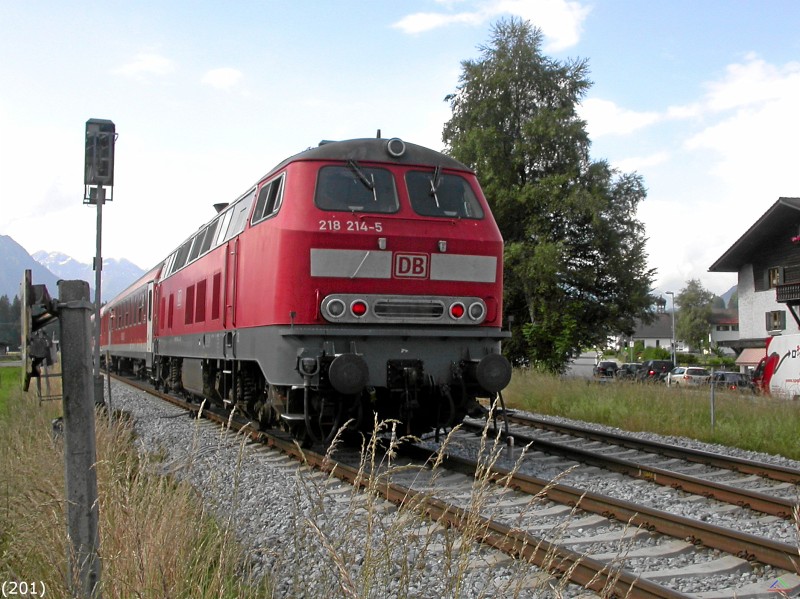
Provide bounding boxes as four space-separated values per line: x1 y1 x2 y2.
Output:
399 443 800 574
490 411 800 484
461 420 798 519
110 374 688 598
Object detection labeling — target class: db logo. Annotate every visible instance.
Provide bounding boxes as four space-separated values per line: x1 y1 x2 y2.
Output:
394 253 429 278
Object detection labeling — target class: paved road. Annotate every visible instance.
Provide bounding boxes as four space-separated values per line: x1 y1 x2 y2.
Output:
0 360 21 368
564 351 598 379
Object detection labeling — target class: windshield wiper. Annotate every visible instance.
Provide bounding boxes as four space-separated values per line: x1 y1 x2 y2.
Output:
347 159 377 202
429 164 442 207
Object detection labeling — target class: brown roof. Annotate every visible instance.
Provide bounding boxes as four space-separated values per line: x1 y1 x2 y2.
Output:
709 309 738 325
709 197 800 272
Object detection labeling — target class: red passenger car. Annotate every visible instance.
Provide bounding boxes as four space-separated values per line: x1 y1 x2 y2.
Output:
101 137 511 444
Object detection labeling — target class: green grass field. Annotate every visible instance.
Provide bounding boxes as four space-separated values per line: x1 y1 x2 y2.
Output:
0 366 21 417
503 369 800 461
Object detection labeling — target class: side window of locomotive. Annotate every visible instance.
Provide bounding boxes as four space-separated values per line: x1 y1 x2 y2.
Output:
163 252 177 278
199 219 219 255
315 165 398 214
188 230 204 263
222 189 256 242
251 174 285 225
214 210 234 247
171 239 193 272
406 171 484 219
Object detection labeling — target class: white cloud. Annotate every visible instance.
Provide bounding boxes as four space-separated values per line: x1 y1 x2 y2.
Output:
703 54 800 113
613 152 669 173
579 98 661 137
112 52 175 78
579 55 800 144
201 67 244 90
642 56 800 293
393 0 590 51
684 55 800 189
393 11 483 34
494 0 589 51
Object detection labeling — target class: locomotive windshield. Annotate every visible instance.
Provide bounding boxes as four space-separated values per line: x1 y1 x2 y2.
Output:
406 171 484 219
315 165 398 213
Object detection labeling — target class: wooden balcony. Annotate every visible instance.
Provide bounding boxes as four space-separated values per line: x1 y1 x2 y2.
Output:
776 282 800 304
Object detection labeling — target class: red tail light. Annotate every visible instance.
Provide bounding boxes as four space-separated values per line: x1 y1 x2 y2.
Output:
350 300 368 317
449 302 465 319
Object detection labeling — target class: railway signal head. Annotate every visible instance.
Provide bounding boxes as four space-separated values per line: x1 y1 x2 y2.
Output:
84 118 116 187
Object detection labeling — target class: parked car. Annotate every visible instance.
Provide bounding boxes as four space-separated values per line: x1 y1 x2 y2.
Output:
593 361 619 379
666 366 711 387
710 371 755 393
616 362 642 380
637 360 675 383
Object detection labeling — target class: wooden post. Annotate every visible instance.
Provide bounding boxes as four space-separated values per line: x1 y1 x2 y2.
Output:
59 279 102 598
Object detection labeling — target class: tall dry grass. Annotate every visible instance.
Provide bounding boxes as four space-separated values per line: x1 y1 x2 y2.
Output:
0 377 269 598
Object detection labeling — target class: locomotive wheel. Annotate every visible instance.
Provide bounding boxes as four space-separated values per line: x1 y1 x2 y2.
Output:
288 423 313 449
289 391 359 448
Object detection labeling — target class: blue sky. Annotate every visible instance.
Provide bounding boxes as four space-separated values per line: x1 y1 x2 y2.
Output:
1 0 798 300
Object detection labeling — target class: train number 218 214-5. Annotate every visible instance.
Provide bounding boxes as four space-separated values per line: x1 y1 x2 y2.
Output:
319 220 383 233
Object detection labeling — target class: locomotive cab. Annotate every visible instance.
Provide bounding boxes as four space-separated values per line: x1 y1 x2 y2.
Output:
251 137 512 444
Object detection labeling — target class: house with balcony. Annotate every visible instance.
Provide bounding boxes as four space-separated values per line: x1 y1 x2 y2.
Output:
709 197 800 370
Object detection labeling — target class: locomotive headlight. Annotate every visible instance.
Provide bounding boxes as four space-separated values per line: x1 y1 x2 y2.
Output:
449 302 465 319
468 301 486 322
350 299 368 317
326 298 346 319
386 137 406 157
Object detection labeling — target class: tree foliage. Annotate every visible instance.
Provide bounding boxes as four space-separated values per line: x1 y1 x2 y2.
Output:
443 18 655 371
0 294 21 350
675 279 715 350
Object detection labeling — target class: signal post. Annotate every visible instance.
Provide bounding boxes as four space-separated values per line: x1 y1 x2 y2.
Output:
84 118 115 415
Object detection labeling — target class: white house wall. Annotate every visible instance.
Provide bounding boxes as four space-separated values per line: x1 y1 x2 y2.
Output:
739 263 800 338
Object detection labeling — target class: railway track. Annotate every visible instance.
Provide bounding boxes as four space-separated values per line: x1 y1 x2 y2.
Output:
109 375 800 597
482 411 800 485
459 417 799 519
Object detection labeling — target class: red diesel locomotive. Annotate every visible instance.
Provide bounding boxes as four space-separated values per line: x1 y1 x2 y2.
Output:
101 137 511 444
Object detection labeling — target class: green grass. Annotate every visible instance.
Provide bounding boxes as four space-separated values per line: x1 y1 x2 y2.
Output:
0 366 21 417
504 369 800 460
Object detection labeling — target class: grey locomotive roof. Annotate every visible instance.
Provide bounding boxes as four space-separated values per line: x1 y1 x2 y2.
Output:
263 138 472 180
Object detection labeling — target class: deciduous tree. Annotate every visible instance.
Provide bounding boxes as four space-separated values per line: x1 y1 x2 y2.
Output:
443 18 655 371
675 279 715 351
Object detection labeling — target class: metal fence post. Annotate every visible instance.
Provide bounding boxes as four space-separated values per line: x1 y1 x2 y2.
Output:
59 279 102 598
710 367 716 432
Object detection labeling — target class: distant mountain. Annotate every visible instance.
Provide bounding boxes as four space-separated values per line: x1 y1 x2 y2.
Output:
721 285 738 309
0 235 61 301
0 235 146 302
33 251 145 302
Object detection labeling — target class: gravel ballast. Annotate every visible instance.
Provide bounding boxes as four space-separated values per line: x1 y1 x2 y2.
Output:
106 380 800 598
